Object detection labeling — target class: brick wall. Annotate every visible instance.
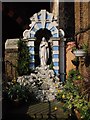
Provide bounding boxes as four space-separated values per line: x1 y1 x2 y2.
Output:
75 2 90 79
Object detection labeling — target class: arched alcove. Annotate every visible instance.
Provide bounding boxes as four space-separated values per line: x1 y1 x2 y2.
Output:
35 28 52 67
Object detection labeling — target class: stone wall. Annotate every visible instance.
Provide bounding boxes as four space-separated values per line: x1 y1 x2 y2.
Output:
5 39 19 80
66 42 76 76
5 49 18 80
75 2 90 79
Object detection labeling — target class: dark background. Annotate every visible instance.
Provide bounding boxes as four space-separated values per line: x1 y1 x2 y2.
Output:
2 2 50 40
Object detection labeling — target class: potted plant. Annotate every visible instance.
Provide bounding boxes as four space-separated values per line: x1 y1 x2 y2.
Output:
72 43 88 57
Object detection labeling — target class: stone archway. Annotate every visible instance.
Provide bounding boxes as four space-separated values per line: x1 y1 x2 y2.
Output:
23 10 60 75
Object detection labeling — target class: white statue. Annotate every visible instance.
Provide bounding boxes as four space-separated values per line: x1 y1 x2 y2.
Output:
39 37 49 66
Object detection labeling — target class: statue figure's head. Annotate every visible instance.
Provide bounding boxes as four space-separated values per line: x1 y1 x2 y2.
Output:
42 37 46 42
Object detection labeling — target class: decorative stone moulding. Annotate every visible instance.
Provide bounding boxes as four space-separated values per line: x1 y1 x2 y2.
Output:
73 49 86 57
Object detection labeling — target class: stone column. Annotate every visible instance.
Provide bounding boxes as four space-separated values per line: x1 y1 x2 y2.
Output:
52 38 60 75
27 38 35 70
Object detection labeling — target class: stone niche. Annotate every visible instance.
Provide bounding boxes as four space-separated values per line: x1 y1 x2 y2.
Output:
5 39 19 79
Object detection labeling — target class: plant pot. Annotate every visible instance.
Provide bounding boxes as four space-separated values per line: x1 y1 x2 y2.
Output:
73 49 86 57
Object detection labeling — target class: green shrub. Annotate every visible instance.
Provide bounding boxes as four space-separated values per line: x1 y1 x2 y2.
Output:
56 69 90 120
7 82 30 102
67 69 82 81
17 39 31 76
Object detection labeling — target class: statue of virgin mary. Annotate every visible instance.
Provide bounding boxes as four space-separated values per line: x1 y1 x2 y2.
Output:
39 37 49 66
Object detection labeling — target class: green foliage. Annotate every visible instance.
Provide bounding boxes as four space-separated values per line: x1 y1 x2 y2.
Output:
17 39 31 76
72 43 88 53
72 46 77 51
81 43 88 53
56 69 90 120
49 61 54 70
7 81 30 102
67 69 83 81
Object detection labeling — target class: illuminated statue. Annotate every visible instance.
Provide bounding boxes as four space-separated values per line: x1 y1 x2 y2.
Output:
39 37 49 66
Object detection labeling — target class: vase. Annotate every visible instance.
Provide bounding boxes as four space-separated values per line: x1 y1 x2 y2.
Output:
73 49 86 57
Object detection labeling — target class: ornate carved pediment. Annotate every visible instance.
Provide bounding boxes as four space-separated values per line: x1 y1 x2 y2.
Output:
23 10 59 39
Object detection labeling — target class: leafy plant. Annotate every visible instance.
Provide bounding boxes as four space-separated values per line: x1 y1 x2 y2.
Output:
82 72 90 101
7 81 30 102
17 38 31 76
56 69 90 120
72 43 88 53
67 69 82 81
80 43 88 53
49 61 54 70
